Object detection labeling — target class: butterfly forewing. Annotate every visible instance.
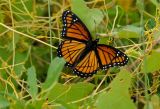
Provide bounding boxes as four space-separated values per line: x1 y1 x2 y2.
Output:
62 10 92 42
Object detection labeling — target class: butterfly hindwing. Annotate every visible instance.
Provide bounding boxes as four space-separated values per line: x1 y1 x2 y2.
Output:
73 50 100 77
96 44 128 70
62 10 92 42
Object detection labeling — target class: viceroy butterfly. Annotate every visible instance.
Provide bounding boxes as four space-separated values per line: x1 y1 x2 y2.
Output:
57 10 129 78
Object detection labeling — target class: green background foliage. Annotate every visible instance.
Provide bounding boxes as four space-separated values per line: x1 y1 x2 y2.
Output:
0 0 160 109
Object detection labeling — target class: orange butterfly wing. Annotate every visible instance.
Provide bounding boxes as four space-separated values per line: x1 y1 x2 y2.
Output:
61 10 92 41
73 50 100 77
57 40 86 67
72 44 128 77
96 45 128 70
58 10 92 68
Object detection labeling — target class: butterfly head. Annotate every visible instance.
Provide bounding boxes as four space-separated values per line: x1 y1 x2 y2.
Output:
92 38 99 46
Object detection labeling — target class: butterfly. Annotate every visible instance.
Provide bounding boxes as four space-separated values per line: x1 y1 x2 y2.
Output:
57 10 129 78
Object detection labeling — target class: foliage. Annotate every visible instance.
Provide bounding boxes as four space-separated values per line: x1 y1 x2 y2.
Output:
0 0 160 109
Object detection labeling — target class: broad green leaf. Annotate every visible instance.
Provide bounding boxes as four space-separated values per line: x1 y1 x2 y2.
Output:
27 66 38 99
42 57 65 91
25 104 35 109
14 52 27 76
0 48 11 62
32 99 45 109
150 0 160 7
24 99 45 109
0 95 9 108
71 0 88 12
47 83 69 101
47 82 95 108
95 69 135 109
98 37 110 45
53 102 77 109
142 50 160 73
118 25 143 38
71 0 104 34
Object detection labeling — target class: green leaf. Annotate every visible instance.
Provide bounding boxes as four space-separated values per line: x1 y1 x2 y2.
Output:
71 0 104 34
32 99 45 109
42 57 65 91
14 52 27 76
142 50 160 73
0 95 9 108
24 99 46 109
47 82 94 102
150 0 160 7
0 48 11 62
95 69 135 109
27 66 38 99
47 82 95 108
118 25 143 38
53 102 77 109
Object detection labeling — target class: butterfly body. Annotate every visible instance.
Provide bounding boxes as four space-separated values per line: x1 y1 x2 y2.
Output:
86 39 99 50
57 10 129 78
